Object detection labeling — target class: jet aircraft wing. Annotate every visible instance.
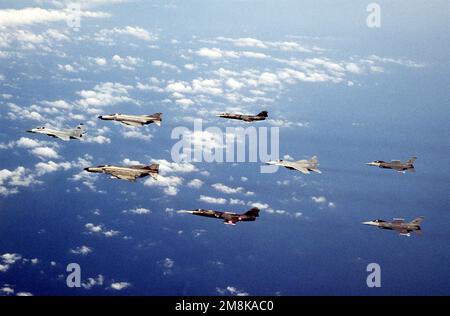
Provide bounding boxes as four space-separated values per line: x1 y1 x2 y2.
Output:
291 166 310 174
109 171 138 181
53 134 70 141
121 121 143 127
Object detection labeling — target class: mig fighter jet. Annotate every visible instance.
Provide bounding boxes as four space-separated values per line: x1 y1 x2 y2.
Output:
98 113 162 126
362 217 424 236
216 111 268 122
366 157 416 173
27 124 86 141
178 207 260 225
84 163 159 181
265 156 321 174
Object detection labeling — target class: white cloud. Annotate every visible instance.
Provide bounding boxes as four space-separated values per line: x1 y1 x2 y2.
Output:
212 183 244 194
35 161 71 176
216 286 249 296
0 167 41 196
82 274 104 290
123 207 151 215
0 253 22 272
110 282 131 291
187 178 203 189
70 246 93 256
85 223 119 237
198 195 227 204
95 26 157 43
225 78 244 90
76 82 134 108
121 129 152 141
30 147 59 159
311 196 327 204
151 60 178 71
0 7 109 28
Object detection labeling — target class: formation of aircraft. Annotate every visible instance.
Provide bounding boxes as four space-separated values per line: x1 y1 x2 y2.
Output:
98 112 162 126
216 110 268 122
84 164 159 181
362 217 424 236
366 157 416 173
27 124 86 141
178 207 260 225
266 156 321 174
24 111 422 232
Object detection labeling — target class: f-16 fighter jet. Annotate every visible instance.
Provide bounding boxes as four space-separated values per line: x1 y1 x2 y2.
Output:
362 217 424 237
98 113 162 126
216 111 268 122
265 156 321 174
84 164 159 181
366 157 416 173
178 207 260 225
27 124 86 141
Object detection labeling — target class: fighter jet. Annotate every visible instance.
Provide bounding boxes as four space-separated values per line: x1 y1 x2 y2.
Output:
362 217 424 236
27 124 86 141
84 163 159 181
216 111 268 122
178 207 260 225
265 156 321 174
366 157 416 173
98 113 162 126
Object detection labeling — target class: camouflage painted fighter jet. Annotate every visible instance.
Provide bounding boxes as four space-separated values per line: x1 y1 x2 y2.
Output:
98 113 162 126
265 156 321 174
362 217 424 236
178 207 260 225
27 124 86 141
84 163 159 181
216 111 268 122
366 157 416 173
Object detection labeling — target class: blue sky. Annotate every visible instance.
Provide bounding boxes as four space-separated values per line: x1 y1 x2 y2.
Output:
0 1 449 296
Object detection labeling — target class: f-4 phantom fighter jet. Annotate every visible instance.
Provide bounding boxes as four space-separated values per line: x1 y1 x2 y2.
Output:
84 164 159 181
362 217 424 236
266 156 321 174
178 207 260 225
98 113 162 126
216 111 268 122
366 157 416 173
27 124 86 141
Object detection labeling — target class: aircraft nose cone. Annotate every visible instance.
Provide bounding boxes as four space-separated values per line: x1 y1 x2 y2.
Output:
83 167 90 171
98 115 103 119
362 221 373 225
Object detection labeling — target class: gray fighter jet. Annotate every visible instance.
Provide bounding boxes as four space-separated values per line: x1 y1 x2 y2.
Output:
27 124 86 141
362 217 424 236
265 156 321 174
84 163 159 181
216 111 268 122
178 207 260 225
98 113 162 126
366 157 416 173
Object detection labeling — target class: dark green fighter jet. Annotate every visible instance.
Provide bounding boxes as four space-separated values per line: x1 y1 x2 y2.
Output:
362 217 424 236
366 157 417 173
179 207 260 225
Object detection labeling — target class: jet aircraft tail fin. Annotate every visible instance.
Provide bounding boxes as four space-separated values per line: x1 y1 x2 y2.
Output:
410 216 424 226
71 123 86 138
149 113 162 126
406 156 417 165
243 207 260 217
256 111 268 117
144 163 159 173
